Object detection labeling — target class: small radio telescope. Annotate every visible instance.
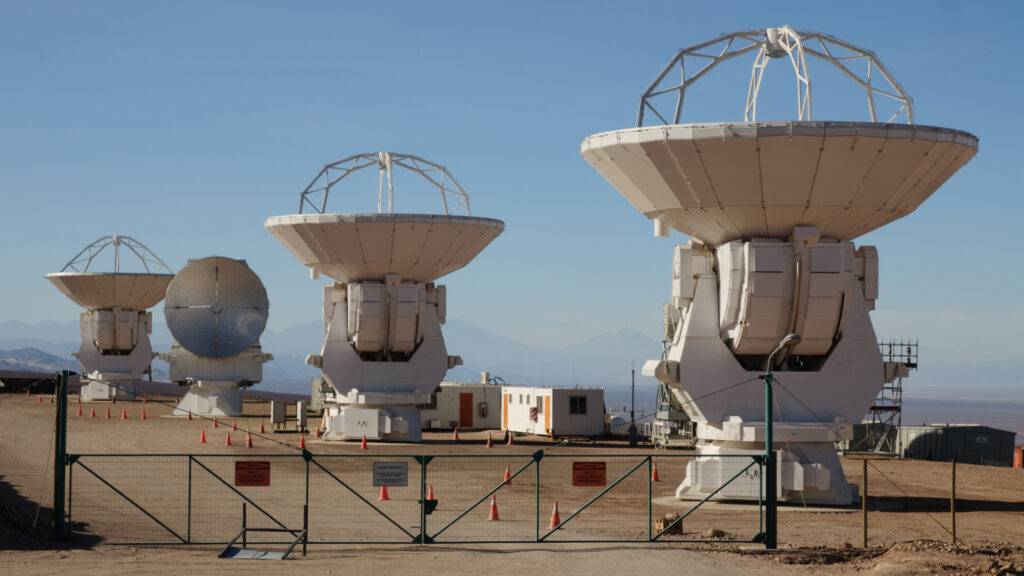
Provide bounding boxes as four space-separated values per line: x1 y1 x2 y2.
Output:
46 235 174 402
266 152 504 442
161 256 273 417
581 27 977 505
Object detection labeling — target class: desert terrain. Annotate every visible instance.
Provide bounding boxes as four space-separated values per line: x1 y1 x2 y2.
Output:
1 392 1023 575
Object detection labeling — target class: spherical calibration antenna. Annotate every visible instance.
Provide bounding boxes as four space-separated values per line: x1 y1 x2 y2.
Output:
164 256 269 359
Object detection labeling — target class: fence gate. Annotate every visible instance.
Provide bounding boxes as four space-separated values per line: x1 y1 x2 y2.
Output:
67 451 765 546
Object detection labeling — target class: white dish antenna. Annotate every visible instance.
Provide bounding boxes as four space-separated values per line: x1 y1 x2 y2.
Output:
582 27 977 245
46 235 174 311
164 257 269 359
266 152 504 284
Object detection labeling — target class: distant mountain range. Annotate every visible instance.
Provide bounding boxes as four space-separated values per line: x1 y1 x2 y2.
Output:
0 347 78 372
0 319 664 407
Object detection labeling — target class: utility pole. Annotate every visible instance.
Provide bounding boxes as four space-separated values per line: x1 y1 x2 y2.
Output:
629 361 637 447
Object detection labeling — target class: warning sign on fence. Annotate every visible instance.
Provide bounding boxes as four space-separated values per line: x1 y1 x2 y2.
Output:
234 461 271 487
572 461 607 486
373 461 409 487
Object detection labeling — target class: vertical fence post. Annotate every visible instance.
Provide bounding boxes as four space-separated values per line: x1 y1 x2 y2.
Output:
304 453 311 544
861 458 867 548
647 456 652 542
187 456 193 543
420 458 427 545
535 456 540 542
951 454 957 546
66 456 74 541
52 370 69 541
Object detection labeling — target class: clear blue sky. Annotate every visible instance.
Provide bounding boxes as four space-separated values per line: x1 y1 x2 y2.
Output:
1 1 1021 393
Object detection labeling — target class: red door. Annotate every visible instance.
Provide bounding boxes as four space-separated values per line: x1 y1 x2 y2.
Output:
459 393 474 428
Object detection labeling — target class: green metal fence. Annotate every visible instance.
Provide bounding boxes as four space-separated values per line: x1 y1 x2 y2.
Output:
67 451 764 545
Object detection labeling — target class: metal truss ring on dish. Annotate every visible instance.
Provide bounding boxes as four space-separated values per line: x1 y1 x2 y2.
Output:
637 25 914 126
164 256 269 359
298 151 472 216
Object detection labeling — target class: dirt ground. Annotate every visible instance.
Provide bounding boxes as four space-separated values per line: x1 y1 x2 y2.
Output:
2 393 1024 575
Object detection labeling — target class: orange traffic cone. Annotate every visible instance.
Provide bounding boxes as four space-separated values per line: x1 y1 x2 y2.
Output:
188 411 193 421
76 405 83 417
200 429 207 443
142 396 147 404
379 486 390 501
105 407 111 419
486 434 493 448
503 465 512 485
225 433 232 446
427 485 436 501
49 395 54 404
246 430 253 448
487 495 499 521
300 435 307 450
213 417 218 429
121 408 127 420
507 432 514 446
38 395 43 403
652 460 661 482
90 407 96 418
360 435 368 450
452 426 460 441
315 427 322 439
549 501 561 529
26 389 30 397
141 410 147 421
259 421 265 433
232 419 237 431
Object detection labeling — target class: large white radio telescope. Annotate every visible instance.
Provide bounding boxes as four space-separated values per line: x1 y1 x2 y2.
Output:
267 152 504 442
46 235 174 402
162 256 273 417
581 27 977 505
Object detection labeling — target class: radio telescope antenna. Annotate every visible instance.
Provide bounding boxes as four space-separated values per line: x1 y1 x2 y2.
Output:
637 26 914 126
46 236 175 402
582 26 975 507
267 151 503 442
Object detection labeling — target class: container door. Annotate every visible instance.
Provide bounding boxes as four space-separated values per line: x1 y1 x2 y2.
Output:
459 392 474 428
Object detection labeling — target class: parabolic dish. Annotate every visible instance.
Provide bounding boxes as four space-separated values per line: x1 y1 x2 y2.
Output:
46 273 174 311
265 214 505 284
581 121 978 244
164 256 269 359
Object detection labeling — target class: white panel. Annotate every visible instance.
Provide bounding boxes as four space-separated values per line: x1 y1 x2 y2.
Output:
389 284 421 353
716 241 744 333
95 310 115 350
672 244 694 309
350 283 387 353
116 310 135 351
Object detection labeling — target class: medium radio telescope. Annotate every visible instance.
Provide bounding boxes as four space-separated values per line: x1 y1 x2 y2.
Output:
581 27 977 505
266 152 504 442
161 256 273 417
46 235 174 401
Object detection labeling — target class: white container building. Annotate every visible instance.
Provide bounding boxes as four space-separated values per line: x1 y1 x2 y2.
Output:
501 385 605 438
419 381 503 430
